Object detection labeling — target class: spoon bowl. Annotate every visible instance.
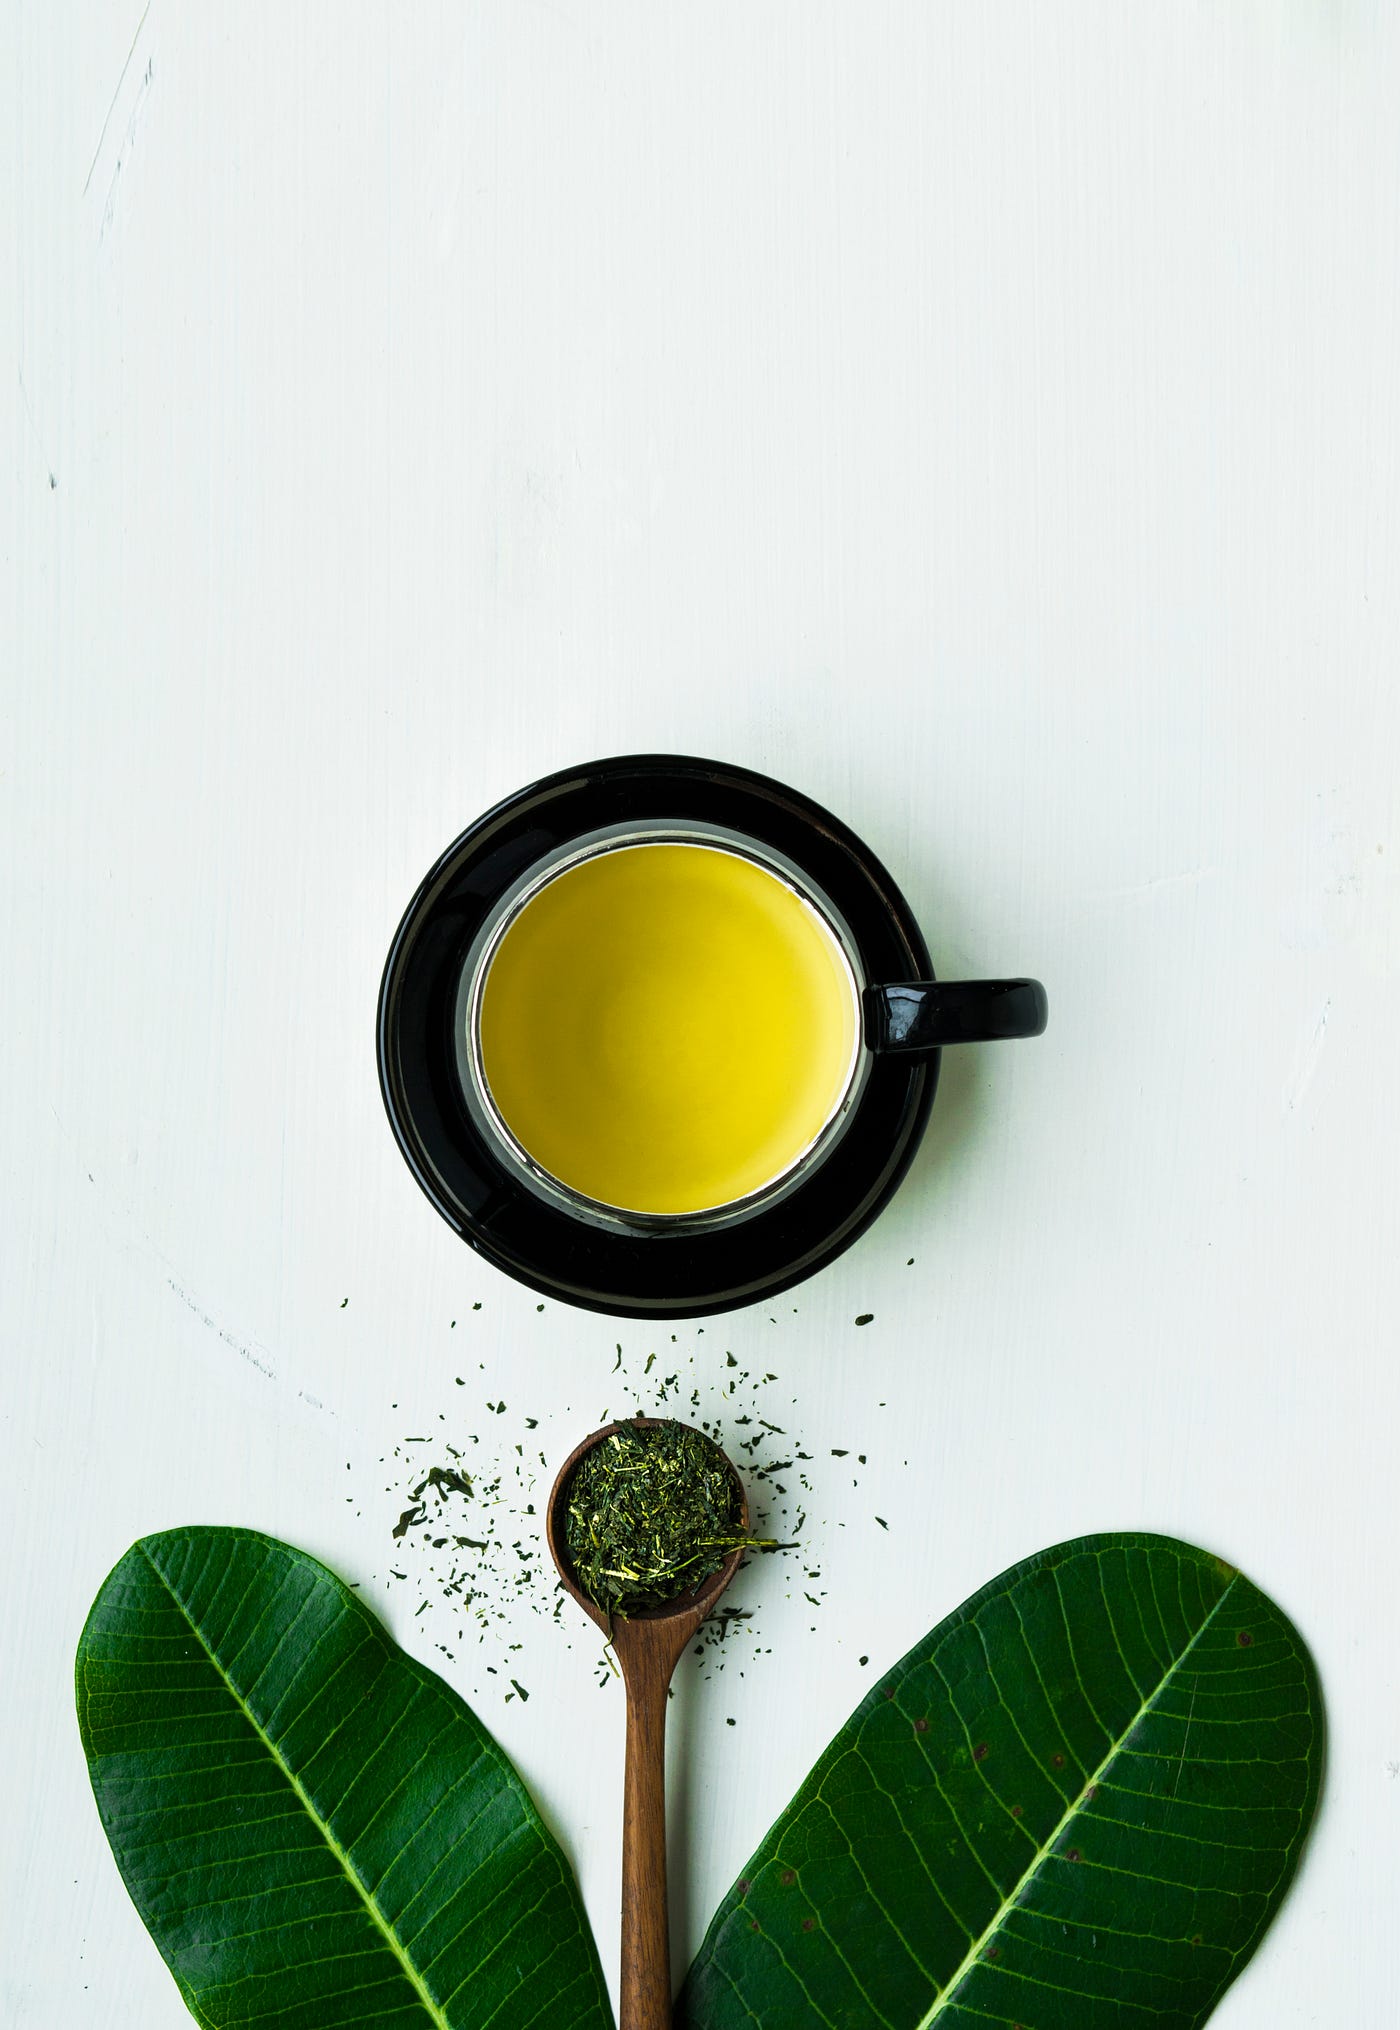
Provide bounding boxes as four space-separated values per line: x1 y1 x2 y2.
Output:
547 1415 749 1636
547 1418 749 2030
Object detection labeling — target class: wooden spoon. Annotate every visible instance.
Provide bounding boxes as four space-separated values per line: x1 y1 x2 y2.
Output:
546 1417 749 2030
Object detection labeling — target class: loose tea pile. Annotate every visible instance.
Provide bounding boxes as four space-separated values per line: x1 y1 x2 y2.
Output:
561 1418 771 1619
354 1309 902 1703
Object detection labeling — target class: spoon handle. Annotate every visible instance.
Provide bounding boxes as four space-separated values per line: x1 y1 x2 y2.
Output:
620 1655 672 2030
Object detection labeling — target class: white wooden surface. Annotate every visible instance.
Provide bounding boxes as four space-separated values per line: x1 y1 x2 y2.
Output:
6 6 1399 2023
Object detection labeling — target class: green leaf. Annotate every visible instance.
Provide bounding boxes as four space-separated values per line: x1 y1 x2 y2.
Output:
679 1532 1321 2029
76 1526 613 2030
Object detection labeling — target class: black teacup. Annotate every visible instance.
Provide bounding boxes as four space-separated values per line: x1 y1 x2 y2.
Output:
378 754 1045 1317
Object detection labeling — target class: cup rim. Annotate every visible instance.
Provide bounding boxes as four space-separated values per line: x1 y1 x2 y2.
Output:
454 823 870 1232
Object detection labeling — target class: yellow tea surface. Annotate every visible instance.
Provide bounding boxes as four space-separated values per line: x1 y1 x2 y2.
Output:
478 843 859 1214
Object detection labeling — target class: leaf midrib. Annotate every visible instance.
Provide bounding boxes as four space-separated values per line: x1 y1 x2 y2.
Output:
138 1541 452 2030
914 1571 1239 2027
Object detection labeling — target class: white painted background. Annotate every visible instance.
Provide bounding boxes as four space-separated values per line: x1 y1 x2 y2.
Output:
5 5 1399 2023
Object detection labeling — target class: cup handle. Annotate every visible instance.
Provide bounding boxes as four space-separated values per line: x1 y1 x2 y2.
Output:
864 978 1048 1053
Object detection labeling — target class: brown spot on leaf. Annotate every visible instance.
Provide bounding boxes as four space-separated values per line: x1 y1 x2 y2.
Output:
914 1717 929 1734
780 1869 796 1887
973 1741 989 1762
1237 1630 1254 1647
801 1917 814 1933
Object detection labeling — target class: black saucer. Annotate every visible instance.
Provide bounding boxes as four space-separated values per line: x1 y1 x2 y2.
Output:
376 755 937 1318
